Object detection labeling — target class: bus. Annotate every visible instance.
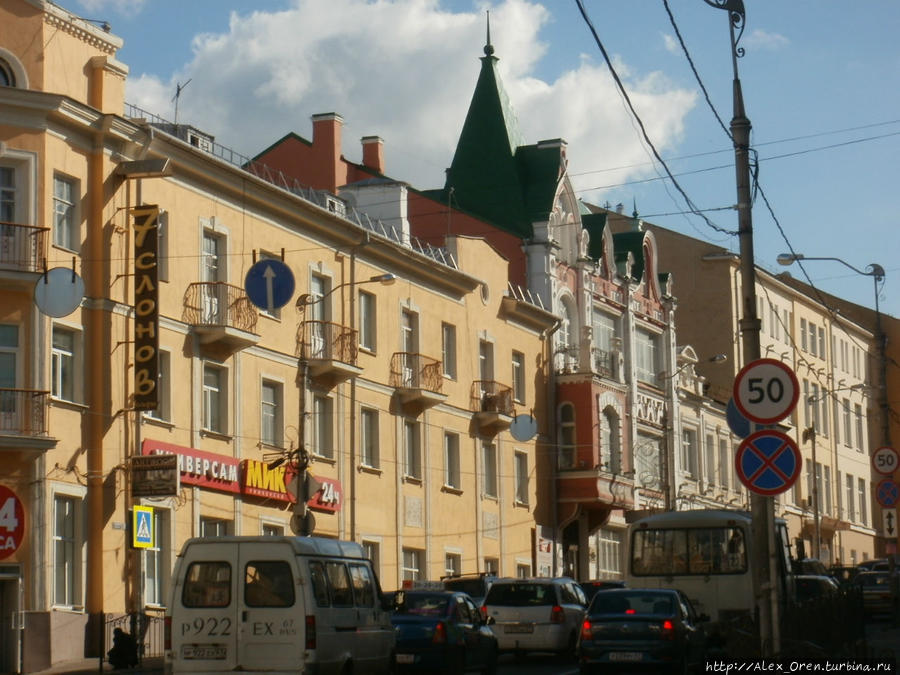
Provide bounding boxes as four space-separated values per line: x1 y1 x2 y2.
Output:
624 509 794 631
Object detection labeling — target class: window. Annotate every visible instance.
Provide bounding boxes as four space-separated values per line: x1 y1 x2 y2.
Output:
245 560 294 607
482 441 498 498
855 404 864 452
593 311 617 352
360 407 379 468
705 434 715 487
200 518 231 537
858 478 867 526
326 562 353 607
602 408 621 473
202 363 227 434
51 326 78 402
53 174 78 251
313 395 334 459
1 166 15 222
0 324 18 391
201 230 226 323
444 432 460 489
144 509 169 606
362 540 380 577
597 528 623 577
144 350 170 422
348 563 375 607
53 494 82 607
558 403 576 470
842 399 852 447
823 465 832 515
514 451 528 504
634 329 659 384
404 419 421 479
483 558 499 575
681 428 698 477
479 340 494 383
441 323 456 379
516 564 530 578
402 548 423 581
260 380 282 447
445 552 461 577
818 327 825 359
808 322 817 357
262 523 284 536
182 561 230 608
800 319 808 351
0 59 15 87
512 351 525 403
846 474 856 522
718 439 730 490
359 290 377 351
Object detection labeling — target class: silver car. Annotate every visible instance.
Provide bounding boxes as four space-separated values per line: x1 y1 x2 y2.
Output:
481 577 586 656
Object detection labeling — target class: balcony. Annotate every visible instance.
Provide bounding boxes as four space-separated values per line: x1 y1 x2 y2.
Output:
183 282 260 355
297 320 361 386
591 348 620 380
390 352 445 413
0 389 57 452
0 223 49 286
470 381 514 436
557 469 635 528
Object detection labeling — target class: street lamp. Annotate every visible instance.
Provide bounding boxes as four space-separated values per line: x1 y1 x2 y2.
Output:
288 272 396 535
777 253 889 448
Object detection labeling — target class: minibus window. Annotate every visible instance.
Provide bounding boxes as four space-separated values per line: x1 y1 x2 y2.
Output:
244 561 294 607
349 563 375 607
308 561 331 607
326 562 354 607
183 561 231 608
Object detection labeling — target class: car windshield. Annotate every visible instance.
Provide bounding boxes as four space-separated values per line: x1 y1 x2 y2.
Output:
395 593 451 617
590 592 674 615
485 583 555 606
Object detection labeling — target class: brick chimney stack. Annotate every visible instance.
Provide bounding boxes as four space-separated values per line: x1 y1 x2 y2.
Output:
361 136 385 175
311 112 344 192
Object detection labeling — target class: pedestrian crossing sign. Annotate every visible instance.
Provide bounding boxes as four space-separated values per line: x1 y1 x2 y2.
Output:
133 506 154 549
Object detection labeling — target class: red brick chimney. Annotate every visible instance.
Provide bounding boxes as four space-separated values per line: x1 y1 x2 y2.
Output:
311 112 344 192
361 135 385 175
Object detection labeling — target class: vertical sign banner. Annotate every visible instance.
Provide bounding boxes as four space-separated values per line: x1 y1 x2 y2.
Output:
133 205 160 410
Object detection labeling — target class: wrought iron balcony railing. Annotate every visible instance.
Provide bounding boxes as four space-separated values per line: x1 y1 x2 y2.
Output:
296 320 358 365
183 282 258 333
0 222 48 273
390 352 443 394
470 381 514 416
0 389 50 436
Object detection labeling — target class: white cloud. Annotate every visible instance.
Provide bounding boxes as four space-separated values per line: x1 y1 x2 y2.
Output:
125 0 696 198
742 29 789 51
662 33 679 55
75 0 146 15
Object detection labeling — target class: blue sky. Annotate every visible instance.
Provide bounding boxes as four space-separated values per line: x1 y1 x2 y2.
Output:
70 0 899 318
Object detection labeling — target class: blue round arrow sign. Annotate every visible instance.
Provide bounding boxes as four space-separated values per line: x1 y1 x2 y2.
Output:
735 429 802 496
244 259 295 312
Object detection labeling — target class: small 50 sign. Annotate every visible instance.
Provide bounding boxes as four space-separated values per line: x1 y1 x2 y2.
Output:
872 447 899 476
733 358 799 425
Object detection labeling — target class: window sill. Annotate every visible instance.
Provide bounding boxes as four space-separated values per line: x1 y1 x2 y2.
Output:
359 464 382 476
359 346 376 356
142 415 175 429
513 499 530 509
481 493 498 502
311 454 336 465
403 475 422 485
51 605 85 614
51 243 81 256
441 485 463 495
259 311 282 322
50 397 88 412
199 429 232 441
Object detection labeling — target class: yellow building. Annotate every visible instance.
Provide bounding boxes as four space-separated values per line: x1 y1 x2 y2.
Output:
0 1 554 670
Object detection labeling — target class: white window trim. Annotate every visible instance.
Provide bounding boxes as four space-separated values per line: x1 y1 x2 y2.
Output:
49 481 87 611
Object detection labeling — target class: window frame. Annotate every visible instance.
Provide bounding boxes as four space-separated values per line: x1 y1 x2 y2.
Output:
512 351 526 404
312 395 334 459
52 173 79 252
404 419 422 479
51 487 85 609
482 441 498 499
51 324 80 403
260 379 283 447
514 450 529 505
358 290 377 352
143 508 170 607
444 431 460 489
202 362 228 434
144 349 171 422
360 407 379 469
401 548 423 582
441 323 456 379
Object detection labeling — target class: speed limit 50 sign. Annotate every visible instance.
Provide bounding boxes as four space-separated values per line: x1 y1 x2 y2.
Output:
872 447 899 476
733 358 799 425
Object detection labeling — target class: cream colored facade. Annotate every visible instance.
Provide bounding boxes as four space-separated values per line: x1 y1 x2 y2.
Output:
611 214 879 566
0 2 553 670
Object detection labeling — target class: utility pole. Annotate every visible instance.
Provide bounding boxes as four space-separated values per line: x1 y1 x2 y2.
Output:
703 0 779 656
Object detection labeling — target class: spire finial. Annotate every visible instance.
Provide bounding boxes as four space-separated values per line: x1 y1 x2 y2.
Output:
631 199 641 231
484 10 494 56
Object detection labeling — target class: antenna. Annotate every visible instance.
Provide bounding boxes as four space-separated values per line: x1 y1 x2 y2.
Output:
172 79 192 124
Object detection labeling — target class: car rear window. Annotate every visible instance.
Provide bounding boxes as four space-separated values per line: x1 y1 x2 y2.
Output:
858 574 889 587
591 592 673 615
444 578 485 597
244 560 294 607
183 561 231 608
396 593 451 617
485 583 555 606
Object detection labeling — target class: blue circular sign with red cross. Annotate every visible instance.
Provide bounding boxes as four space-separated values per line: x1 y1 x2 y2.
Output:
735 429 802 496
876 479 900 508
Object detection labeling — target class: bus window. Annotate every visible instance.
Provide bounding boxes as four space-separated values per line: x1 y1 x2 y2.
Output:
633 526 747 576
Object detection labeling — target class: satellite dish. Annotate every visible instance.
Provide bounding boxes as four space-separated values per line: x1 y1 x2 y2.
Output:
509 414 538 442
34 267 85 317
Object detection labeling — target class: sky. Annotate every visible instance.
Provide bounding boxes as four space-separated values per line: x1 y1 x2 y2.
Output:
68 0 899 318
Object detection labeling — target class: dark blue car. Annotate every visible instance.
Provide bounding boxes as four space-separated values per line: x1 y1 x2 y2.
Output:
390 590 498 674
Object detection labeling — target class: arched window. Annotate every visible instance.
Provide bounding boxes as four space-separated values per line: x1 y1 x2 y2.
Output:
0 59 14 87
602 407 621 474
558 403 576 470
557 297 577 371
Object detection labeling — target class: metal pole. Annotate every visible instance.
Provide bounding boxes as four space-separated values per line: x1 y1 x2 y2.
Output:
804 426 821 559
705 0 779 656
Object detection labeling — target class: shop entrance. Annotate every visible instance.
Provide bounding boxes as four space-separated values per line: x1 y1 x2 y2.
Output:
0 565 22 674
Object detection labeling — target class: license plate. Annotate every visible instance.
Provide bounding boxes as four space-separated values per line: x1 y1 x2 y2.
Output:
504 624 534 634
609 652 643 662
396 654 415 664
182 644 227 660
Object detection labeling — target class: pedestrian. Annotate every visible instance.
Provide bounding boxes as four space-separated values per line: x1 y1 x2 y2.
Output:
107 627 138 669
